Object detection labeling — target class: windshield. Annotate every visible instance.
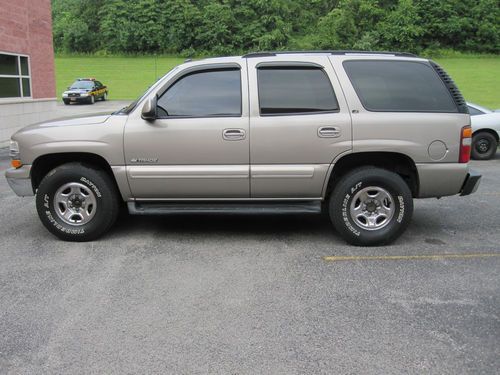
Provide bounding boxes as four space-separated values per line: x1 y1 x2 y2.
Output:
467 102 492 114
70 81 94 90
113 66 180 115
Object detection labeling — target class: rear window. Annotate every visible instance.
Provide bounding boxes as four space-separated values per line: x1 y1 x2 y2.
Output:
257 67 339 115
343 60 458 113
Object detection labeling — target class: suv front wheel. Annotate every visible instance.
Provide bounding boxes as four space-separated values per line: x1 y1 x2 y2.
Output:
329 167 413 246
35 163 119 241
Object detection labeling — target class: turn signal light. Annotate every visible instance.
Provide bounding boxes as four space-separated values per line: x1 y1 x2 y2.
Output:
459 126 472 163
11 159 22 169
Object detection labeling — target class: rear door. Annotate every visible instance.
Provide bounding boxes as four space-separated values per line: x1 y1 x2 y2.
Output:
247 55 352 198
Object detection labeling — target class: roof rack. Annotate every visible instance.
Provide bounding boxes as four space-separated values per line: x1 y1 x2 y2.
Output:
243 50 418 58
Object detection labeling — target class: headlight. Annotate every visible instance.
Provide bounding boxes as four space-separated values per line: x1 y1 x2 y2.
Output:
9 140 22 168
80 93 89 97
62 92 68 97
9 140 19 158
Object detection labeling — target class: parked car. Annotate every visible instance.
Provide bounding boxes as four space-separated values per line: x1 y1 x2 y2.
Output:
6 51 481 246
62 78 108 105
467 102 500 160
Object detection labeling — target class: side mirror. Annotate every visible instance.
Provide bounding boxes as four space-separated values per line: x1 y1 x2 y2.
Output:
141 97 157 121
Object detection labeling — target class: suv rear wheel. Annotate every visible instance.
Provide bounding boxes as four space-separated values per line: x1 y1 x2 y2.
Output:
329 167 413 246
471 132 497 160
35 163 119 241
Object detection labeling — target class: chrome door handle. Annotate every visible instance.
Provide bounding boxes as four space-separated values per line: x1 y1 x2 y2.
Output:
223 128 246 141
318 126 341 138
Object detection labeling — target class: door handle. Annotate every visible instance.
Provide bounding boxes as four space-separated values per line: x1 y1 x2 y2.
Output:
318 126 341 138
223 128 246 141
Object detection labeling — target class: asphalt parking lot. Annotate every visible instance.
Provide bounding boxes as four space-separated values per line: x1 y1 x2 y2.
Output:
0 145 499 373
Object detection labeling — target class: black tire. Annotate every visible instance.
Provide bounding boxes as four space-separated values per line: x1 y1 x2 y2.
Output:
88 95 95 104
35 163 120 241
329 167 413 246
63 99 70 105
471 132 498 160
102 92 107 101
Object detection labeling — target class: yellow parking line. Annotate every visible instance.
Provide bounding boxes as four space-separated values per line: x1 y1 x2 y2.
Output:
323 253 500 262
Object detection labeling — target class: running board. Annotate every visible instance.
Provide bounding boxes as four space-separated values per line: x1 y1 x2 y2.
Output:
128 201 322 215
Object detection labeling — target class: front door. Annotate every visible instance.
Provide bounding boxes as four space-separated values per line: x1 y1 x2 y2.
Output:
247 55 352 198
124 63 250 199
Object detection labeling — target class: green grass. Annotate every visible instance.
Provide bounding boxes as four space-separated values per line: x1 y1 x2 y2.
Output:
436 57 500 109
55 54 500 108
54 56 185 101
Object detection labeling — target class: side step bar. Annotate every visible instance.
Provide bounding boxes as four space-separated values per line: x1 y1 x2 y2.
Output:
128 201 322 215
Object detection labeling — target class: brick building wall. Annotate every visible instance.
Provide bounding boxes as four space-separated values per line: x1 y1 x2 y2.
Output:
0 0 57 146
0 0 56 99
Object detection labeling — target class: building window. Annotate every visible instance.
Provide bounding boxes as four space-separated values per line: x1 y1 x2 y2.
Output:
0 53 31 99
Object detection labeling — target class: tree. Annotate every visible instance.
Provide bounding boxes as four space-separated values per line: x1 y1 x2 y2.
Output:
313 0 384 50
50 0 499 54
377 0 423 52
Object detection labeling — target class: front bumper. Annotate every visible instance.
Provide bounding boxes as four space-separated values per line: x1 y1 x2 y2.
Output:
63 96 90 102
460 170 481 196
5 165 34 197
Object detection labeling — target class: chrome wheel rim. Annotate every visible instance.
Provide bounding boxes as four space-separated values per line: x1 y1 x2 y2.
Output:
350 186 395 231
54 182 97 226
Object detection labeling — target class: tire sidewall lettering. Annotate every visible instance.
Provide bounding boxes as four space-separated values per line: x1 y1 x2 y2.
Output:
80 177 102 197
342 180 362 236
396 195 405 223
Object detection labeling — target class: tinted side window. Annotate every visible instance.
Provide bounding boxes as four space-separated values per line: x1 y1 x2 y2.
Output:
343 60 458 113
157 69 241 117
257 67 339 115
468 106 484 116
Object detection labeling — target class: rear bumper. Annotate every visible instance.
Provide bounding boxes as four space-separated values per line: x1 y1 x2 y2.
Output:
5 165 34 197
416 163 468 198
416 163 481 198
460 170 481 196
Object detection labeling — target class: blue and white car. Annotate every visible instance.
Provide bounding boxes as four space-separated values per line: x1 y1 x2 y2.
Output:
467 102 500 160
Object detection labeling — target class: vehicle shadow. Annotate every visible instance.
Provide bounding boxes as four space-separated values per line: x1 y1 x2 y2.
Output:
108 209 446 246
112 213 331 238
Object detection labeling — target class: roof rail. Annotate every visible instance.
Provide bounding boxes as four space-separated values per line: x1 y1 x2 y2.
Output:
242 52 276 58
243 50 418 58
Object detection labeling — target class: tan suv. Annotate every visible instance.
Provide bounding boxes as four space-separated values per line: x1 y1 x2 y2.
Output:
5 51 481 246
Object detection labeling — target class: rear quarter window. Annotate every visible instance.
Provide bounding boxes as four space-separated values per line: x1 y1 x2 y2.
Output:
343 60 458 113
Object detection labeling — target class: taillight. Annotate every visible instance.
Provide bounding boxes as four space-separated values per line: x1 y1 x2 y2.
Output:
459 126 472 163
